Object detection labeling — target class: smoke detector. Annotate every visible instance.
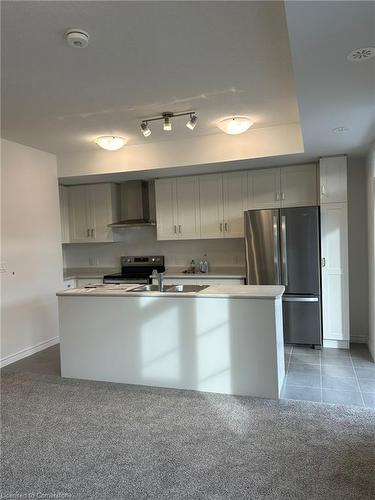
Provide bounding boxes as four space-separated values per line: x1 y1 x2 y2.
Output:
347 47 375 62
64 29 90 48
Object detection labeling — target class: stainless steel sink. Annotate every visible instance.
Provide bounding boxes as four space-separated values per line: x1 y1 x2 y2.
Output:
165 284 209 293
128 284 208 293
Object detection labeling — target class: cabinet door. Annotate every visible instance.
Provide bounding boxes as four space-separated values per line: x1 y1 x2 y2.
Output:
320 156 347 203
68 186 90 242
199 174 224 239
89 184 116 242
59 185 70 243
176 176 201 239
281 164 317 207
222 171 247 238
321 203 350 342
155 179 178 240
249 168 281 209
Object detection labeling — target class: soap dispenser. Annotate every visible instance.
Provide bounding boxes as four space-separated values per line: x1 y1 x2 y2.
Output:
202 254 209 273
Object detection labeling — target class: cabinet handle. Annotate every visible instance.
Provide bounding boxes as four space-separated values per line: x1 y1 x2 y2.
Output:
178 225 182 233
91 228 94 238
321 184 326 196
87 229 90 237
174 225 177 234
224 222 228 232
282 192 285 201
219 223 223 232
322 257 326 267
276 192 280 201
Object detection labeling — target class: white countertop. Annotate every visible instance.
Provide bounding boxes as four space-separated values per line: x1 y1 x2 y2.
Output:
162 266 246 279
57 284 284 299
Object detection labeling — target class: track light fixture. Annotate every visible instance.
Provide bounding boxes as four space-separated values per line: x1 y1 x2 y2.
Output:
140 121 151 137
186 113 197 131
139 111 197 137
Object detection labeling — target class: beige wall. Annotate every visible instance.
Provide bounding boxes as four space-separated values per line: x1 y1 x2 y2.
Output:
347 157 369 343
1 139 63 366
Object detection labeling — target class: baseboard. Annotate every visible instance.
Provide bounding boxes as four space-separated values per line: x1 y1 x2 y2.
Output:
323 339 350 349
0 336 60 368
350 333 368 344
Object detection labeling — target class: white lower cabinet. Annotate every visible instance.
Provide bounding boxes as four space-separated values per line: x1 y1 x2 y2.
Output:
321 202 350 346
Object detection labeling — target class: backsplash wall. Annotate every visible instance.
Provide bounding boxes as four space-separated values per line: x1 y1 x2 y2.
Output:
63 227 246 269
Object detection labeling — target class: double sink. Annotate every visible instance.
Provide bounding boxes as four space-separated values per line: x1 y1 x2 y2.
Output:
128 284 208 293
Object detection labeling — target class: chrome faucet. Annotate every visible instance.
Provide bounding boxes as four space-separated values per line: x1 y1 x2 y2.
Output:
152 269 165 291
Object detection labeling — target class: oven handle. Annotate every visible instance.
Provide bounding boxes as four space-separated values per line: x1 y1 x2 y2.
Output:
283 297 319 302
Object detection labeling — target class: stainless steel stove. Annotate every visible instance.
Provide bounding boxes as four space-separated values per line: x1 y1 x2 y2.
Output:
103 256 165 284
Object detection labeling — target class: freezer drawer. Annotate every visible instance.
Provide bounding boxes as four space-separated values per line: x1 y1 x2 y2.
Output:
283 296 322 346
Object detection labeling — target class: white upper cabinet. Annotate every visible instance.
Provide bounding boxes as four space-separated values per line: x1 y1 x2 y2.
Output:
248 168 281 209
68 183 119 243
59 185 70 243
319 156 347 203
155 178 178 240
199 174 224 239
281 164 317 207
321 203 350 343
222 171 247 237
155 176 200 240
175 176 201 239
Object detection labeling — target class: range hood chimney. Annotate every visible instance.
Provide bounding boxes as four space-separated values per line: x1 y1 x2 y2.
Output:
108 180 156 228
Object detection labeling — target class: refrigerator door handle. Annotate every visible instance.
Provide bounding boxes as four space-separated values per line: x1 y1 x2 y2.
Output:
281 215 288 286
273 215 281 284
283 296 319 302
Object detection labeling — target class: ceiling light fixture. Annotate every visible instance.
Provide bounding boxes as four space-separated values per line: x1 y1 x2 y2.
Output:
140 122 151 137
139 111 197 137
163 113 172 131
186 113 198 131
347 47 375 62
96 136 126 151
217 116 253 135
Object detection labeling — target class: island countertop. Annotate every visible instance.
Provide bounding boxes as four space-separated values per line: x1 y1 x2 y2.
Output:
57 284 285 299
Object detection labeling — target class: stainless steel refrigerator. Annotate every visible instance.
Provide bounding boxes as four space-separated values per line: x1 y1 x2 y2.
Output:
244 207 322 347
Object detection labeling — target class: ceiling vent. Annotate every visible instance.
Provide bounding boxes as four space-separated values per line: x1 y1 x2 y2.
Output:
347 47 375 62
64 29 90 48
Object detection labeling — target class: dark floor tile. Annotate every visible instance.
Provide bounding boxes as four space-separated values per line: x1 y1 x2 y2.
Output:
354 367 375 380
321 348 350 359
322 389 363 407
281 385 321 403
321 355 352 367
286 372 321 389
358 379 375 394
351 358 375 369
290 353 321 366
322 374 358 392
322 364 355 378
362 393 375 409
284 344 293 354
288 363 320 376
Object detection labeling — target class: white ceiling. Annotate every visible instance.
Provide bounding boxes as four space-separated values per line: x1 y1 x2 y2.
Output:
1 1 374 166
1 1 299 153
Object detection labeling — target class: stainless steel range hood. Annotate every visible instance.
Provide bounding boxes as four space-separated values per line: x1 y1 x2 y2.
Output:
108 180 156 228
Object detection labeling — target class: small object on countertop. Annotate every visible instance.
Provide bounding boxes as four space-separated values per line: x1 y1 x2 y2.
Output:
202 254 209 273
190 260 196 273
199 259 204 273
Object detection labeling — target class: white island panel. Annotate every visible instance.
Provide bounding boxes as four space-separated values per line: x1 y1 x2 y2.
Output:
59 293 284 399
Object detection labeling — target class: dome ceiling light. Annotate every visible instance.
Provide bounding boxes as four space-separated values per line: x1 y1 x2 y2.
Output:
347 47 375 62
217 116 253 135
140 111 197 137
96 136 126 151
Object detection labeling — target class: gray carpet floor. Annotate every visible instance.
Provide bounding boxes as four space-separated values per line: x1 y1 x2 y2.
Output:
1 346 375 500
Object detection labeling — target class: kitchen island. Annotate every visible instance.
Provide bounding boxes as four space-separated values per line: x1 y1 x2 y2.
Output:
57 284 285 399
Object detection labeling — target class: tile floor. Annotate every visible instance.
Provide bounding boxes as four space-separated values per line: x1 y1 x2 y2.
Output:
281 343 375 408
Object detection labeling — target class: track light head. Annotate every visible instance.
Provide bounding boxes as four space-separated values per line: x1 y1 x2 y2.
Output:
141 121 151 137
163 113 172 131
186 113 197 131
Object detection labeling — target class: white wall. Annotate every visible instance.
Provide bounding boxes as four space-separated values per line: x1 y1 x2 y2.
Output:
366 142 375 358
347 157 369 343
63 228 245 269
1 139 63 366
